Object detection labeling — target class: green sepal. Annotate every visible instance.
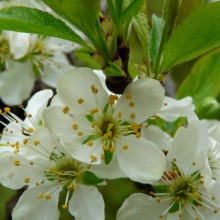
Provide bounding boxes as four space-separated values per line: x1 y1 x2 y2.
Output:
85 114 94 122
153 185 171 193
168 200 180 213
78 171 104 185
82 135 99 145
147 116 188 137
104 150 113 165
104 61 125 77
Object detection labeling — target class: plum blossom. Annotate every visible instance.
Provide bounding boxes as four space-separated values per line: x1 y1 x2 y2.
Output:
0 89 53 154
117 121 220 220
43 67 166 183
0 127 104 220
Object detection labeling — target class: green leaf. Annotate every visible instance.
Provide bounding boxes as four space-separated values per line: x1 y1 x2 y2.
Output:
150 14 163 64
162 2 220 71
177 49 220 105
153 0 179 74
74 48 101 69
43 0 100 34
78 171 104 185
0 6 87 47
174 0 205 27
43 0 108 62
120 0 145 25
107 0 117 24
133 10 150 76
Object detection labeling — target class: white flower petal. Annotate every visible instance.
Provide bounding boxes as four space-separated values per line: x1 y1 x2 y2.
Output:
24 89 53 120
57 67 109 115
167 121 209 174
90 154 126 179
0 61 34 105
69 184 105 220
115 78 165 123
12 184 61 220
0 152 41 189
116 136 166 183
202 119 220 142
41 62 74 88
63 138 103 164
42 106 76 139
157 96 198 122
117 193 168 220
8 32 30 59
142 125 171 151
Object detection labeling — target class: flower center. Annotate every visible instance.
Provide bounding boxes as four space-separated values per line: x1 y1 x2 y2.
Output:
46 155 83 185
154 162 220 219
0 34 10 69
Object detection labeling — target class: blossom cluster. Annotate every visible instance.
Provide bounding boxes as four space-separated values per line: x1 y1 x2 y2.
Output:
1 66 220 220
0 0 75 106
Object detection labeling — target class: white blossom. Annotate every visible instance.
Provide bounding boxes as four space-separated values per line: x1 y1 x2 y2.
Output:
43 67 166 183
117 121 220 220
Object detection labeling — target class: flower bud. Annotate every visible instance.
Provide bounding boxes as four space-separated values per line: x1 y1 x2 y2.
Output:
196 97 220 119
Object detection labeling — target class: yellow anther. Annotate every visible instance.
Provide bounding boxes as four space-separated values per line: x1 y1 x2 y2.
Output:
192 162 196 166
109 146 116 152
91 85 98 94
136 132 141 138
101 154 105 160
90 107 99 115
14 149 19 154
77 131 83 136
38 193 44 199
49 167 56 172
24 177 30 183
72 124 78 130
103 131 112 138
27 114 32 118
103 145 110 151
45 194 51 200
87 141 94 147
4 107 10 113
214 209 218 213
67 184 77 191
109 95 117 105
118 112 122 118
34 140 40 146
63 106 69 114
129 102 135 107
91 122 96 128
212 196 216 200
123 144 128 150
62 204 68 209
126 94 132 99
29 161 34 165
14 160 20 166
23 139 28 145
130 113 136 119
36 182 40 186
108 123 114 129
90 155 97 161
78 98 84 104
28 128 34 133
